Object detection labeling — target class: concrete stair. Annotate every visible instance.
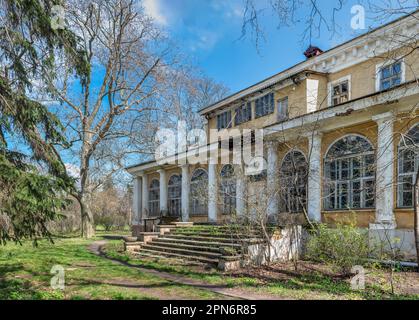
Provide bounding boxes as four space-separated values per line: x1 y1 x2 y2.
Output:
128 223 264 270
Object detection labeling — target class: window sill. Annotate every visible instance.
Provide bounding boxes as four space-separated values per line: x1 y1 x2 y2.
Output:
322 208 375 213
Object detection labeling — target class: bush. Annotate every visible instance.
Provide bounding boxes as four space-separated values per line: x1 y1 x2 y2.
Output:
305 223 371 275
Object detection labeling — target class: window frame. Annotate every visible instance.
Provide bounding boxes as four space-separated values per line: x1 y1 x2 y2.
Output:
255 92 275 119
327 75 351 107
168 174 182 217
324 135 376 211
375 58 405 92
148 179 160 217
397 124 419 208
279 150 308 213
216 110 232 131
277 96 289 121
234 102 252 126
220 165 236 215
190 169 208 216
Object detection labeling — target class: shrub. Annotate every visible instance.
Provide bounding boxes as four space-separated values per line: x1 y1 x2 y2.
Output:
305 222 371 275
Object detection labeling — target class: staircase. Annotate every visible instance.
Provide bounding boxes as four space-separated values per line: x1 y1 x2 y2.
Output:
126 224 265 270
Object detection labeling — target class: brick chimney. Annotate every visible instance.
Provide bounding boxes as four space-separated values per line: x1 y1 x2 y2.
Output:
304 46 323 59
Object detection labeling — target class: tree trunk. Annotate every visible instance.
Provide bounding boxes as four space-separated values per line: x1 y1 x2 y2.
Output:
414 168 419 271
80 197 95 238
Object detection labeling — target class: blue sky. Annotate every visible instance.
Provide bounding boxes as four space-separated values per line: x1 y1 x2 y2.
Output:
143 0 411 93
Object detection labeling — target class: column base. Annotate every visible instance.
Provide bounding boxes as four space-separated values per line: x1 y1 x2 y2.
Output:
369 220 397 230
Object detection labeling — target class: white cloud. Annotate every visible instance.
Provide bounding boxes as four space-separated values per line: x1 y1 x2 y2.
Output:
65 163 80 179
143 0 168 25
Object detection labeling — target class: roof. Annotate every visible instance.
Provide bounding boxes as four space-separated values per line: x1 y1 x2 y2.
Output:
198 9 419 116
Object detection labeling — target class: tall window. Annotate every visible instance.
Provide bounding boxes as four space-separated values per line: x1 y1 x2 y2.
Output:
149 179 160 217
277 97 288 121
190 169 208 215
331 81 349 106
379 61 402 90
220 165 236 214
398 124 419 207
324 135 375 210
235 103 252 125
255 92 274 118
280 151 307 213
168 174 182 217
217 110 232 130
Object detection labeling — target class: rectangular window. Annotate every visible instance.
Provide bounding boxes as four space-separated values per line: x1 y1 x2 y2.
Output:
380 61 402 90
255 92 274 118
277 97 288 121
331 80 349 106
217 110 232 130
234 102 252 125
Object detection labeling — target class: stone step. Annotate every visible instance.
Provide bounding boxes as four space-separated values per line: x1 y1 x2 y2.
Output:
156 237 243 249
171 230 260 238
133 250 206 266
151 239 241 254
141 243 224 259
134 248 220 264
165 234 254 243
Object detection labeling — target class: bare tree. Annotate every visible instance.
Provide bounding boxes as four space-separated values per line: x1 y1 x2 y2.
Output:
45 0 172 237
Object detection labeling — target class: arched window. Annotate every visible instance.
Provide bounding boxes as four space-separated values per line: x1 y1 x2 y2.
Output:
220 165 236 214
324 135 375 210
149 179 160 216
280 150 308 213
168 174 181 217
190 169 208 216
398 124 419 207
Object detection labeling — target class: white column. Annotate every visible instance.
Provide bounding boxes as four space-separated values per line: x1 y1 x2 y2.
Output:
371 112 396 229
157 169 168 214
208 161 218 223
141 173 149 218
181 164 190 222
235 165 246 217
266 141 279 217
307 132 322 223
132 176 142 224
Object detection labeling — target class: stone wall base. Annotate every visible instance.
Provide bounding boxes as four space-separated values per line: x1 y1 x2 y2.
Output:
131 224 144 237
369 228 417 262
246 225 305 266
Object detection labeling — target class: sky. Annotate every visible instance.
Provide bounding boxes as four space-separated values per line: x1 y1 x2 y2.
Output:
142 0 412 93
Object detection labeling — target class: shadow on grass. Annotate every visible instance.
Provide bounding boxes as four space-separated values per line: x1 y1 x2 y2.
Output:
101 243 418 300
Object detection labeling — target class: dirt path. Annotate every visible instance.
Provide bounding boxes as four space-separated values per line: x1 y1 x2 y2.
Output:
88 240 285 300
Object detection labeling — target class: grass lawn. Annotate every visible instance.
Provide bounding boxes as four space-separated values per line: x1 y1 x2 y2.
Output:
0 236 226 300
104 241 419 300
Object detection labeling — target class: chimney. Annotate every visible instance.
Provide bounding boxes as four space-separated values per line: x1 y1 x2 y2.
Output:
304 46 323 59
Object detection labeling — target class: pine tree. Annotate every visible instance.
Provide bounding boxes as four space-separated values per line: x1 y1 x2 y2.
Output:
0 0 89 243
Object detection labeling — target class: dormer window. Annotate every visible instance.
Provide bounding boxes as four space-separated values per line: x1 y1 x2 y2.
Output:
380 61 402 90
277 97 288 121
217 110 232 131
332 81 349 106
255 92 274 118
376 59 404 92
235 102 252 125
328 75 351 107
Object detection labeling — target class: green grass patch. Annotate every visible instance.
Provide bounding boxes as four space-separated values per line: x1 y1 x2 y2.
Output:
103 240 419 300
0 237 225 300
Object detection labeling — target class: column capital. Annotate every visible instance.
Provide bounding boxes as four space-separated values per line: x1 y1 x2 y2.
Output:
180 163 189 169
136 171 146 178
265 139 279 149
157 168 166 174
304 130 323 139
372 111 394 124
